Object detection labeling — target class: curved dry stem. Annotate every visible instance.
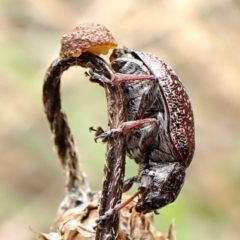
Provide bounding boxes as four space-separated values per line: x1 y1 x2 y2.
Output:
42 53 112 212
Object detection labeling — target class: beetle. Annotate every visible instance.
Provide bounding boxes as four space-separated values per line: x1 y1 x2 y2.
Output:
89 48 195 214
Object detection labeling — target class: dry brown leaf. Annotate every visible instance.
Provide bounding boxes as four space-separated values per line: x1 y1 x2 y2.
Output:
32 193 174 240
29 226 61 240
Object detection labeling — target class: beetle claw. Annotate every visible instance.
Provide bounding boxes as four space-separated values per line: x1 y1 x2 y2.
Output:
89 126 120 142
87 69 111 84
94 131 113 143
93 208 115 229
123 176 137 192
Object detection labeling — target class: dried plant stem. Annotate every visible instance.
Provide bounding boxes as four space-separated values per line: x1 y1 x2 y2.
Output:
43 57 90 208
42 53 112 212
95 83 126 239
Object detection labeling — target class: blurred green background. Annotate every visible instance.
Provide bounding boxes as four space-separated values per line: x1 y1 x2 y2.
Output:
0 0 240 239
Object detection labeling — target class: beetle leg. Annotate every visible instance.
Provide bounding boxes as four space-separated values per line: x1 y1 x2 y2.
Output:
87 68 155 85
112 73 155 83
87 69 112 85
94 188 143 228
136 80 159 119
93 128 118 142
138 118 162 152
118 118 156 133
114 188 143 211
89 126 105 139
93 118 156 143
123 176 138 192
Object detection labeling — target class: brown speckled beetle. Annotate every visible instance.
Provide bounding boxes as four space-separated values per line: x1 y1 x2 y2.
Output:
90 48 195 215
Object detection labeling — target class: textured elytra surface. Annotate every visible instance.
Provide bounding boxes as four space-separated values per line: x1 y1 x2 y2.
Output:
135 51 195 167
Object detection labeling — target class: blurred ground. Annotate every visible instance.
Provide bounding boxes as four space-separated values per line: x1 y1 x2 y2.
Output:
0 0 240 239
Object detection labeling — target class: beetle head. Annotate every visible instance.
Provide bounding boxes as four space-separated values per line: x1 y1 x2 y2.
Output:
135 162 186 213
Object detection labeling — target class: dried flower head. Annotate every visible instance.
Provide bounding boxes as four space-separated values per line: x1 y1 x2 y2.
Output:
60 23 118 58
